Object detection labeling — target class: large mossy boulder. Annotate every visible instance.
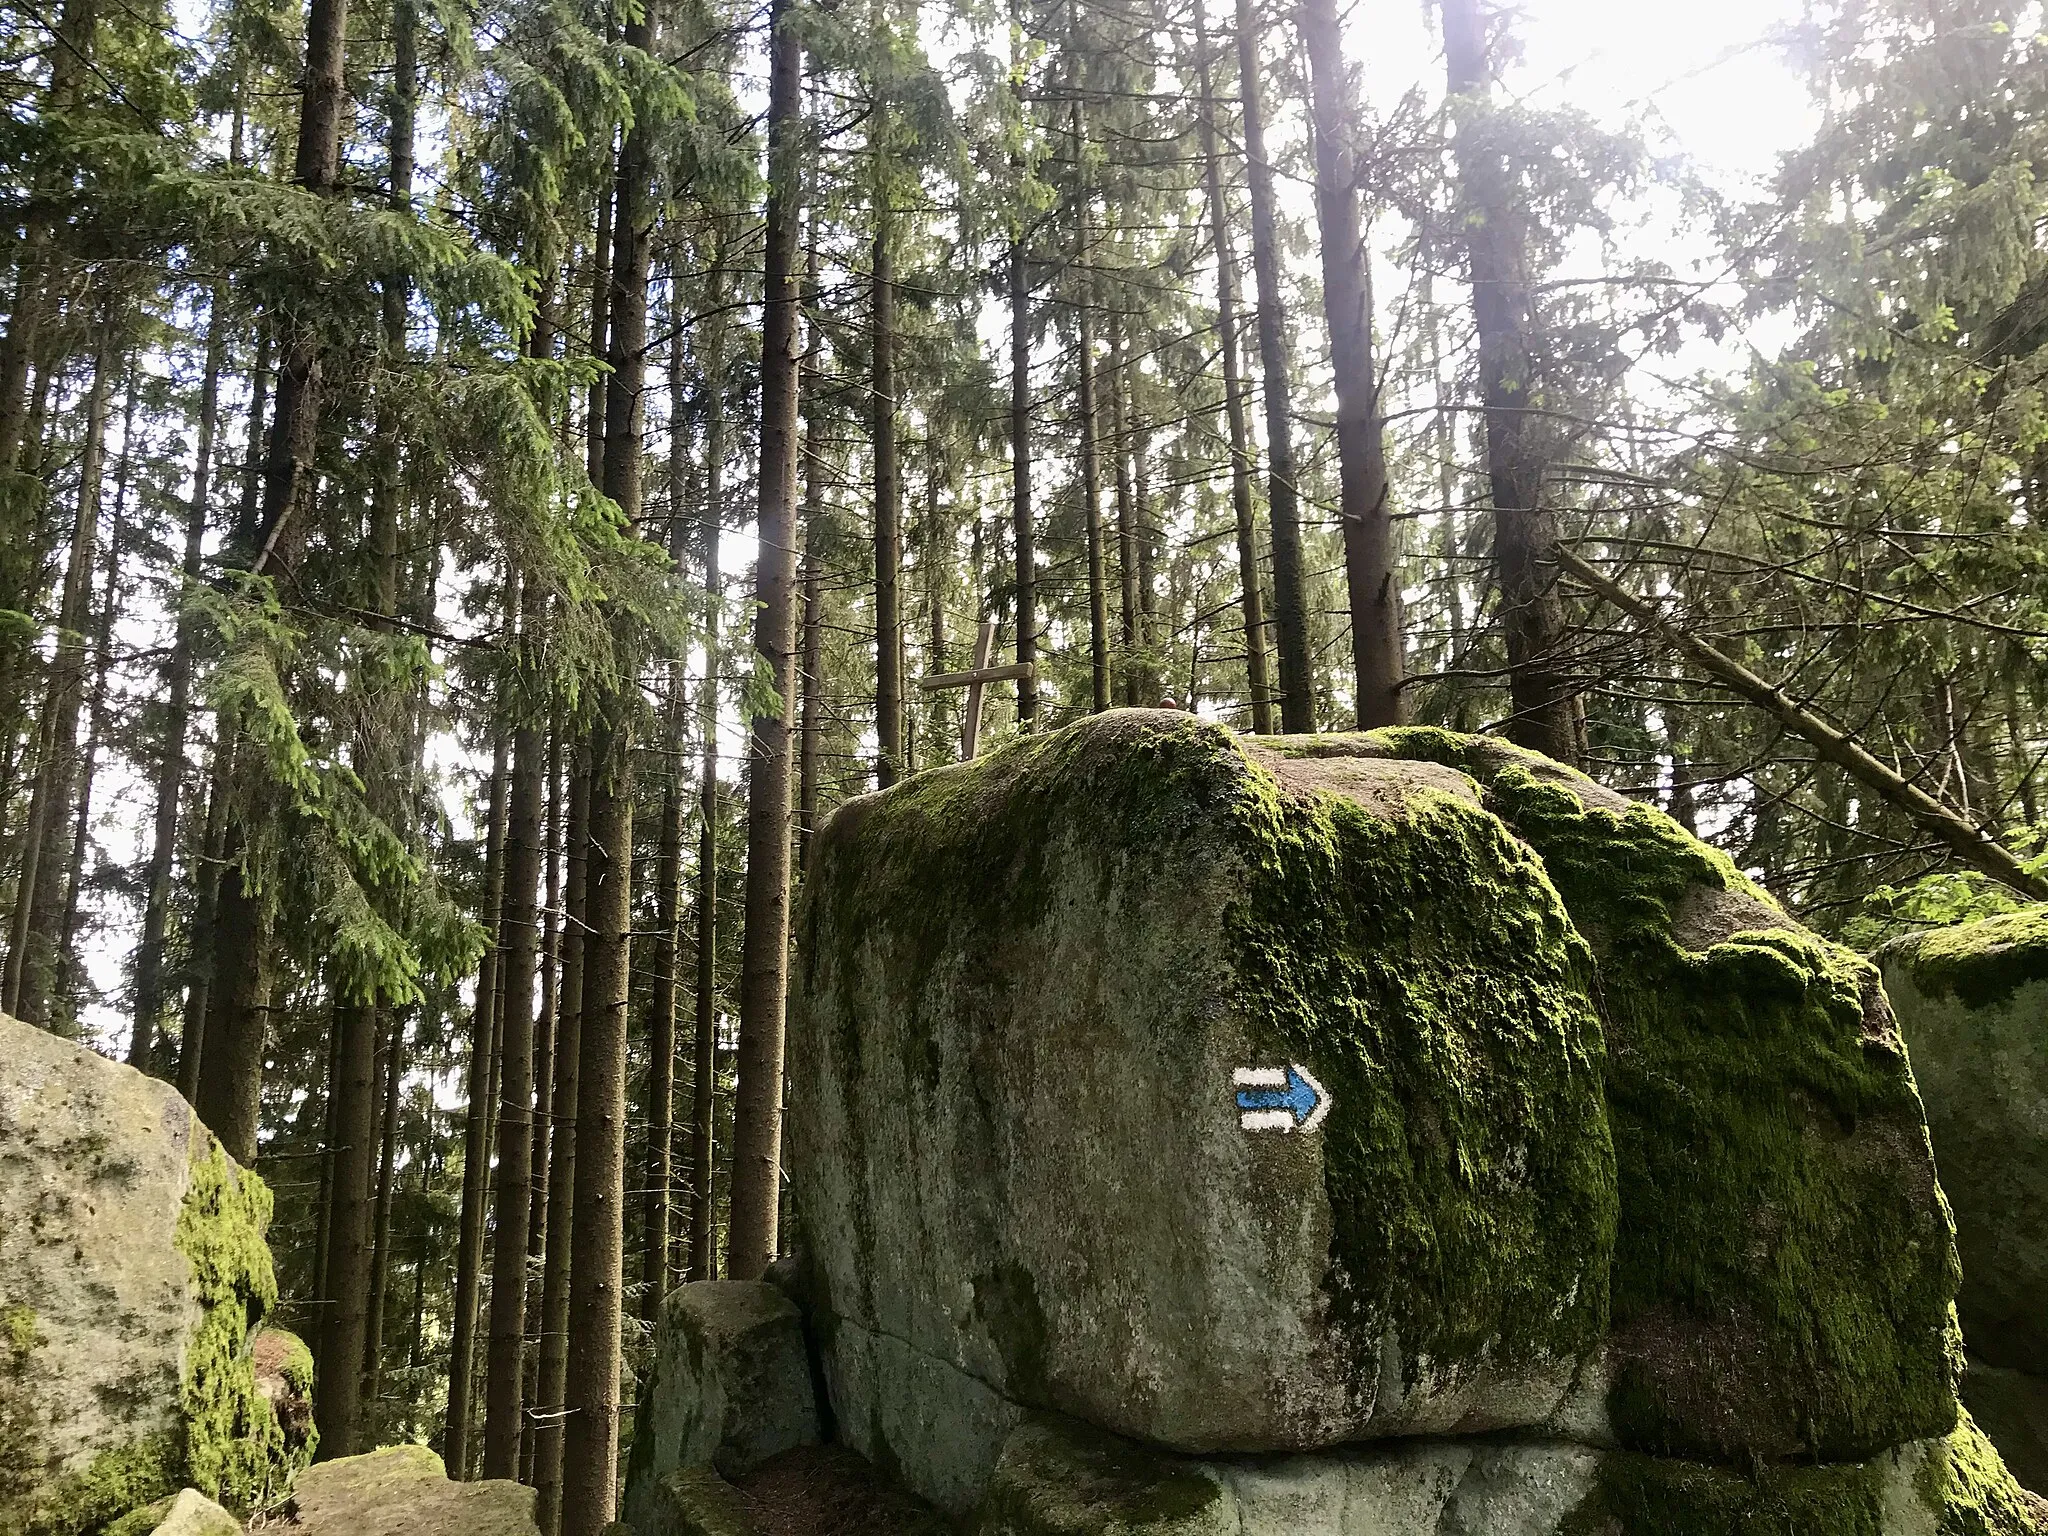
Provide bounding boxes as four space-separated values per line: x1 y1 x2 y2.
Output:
1881 908 2048 1493
1352 727 1962 1467
793 711 1616 1480
0 1011 310 1536
788 713 1967 1516
1880 910 2048 1377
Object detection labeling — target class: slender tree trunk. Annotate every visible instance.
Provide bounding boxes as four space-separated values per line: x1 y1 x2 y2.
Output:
444 731 509 1479
640 754 682 1319
728 0 804 1281
1076 273 1110 715
1194 6 1272 732
687 271 728 1286
797 251 825 867
483 604 546 1476
1442 0 1579 762
54 377 133 1020
131 290 225 1069
5 310 116 1023
1302 0 1402 728
360 1008 403 1438
1009 237 1038 728
1233 0 1314 731
177 750 230 1104
533 763 588 1532
522 727 563 1480
1109 317 1139 705
871 148 903 788
560 26 659 1515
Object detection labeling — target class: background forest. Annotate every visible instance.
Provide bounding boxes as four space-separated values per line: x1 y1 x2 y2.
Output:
1 0 2044 1525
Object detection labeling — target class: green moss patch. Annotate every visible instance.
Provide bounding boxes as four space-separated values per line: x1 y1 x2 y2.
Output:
1370 730 1962 1466
979 1416 1231 1535
174 1140 308 1512
1892 908 2048 1011
804 712 1613 1404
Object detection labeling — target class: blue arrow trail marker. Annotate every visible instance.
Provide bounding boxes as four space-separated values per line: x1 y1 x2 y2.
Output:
1233 1064 1332 1133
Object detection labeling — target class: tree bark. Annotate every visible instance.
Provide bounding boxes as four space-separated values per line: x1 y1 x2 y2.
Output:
4 310 117 1023
688 357 724 1281
1233 0 1314 732
483 602 546 1477
1109 317 1139 704
131 289 224 1070
533 762 588 1531
728 0 805 1281
1442 0 1579 762
1302 0 1402 728
1194 0 1273 733
872 123 904 788
444 730 509 1478
360 1008 403 1437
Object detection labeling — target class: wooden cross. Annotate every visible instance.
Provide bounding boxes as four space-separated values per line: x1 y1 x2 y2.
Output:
918 618 1034 761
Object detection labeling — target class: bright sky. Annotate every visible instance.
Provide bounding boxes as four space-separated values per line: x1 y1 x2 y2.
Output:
68 0 1823 1054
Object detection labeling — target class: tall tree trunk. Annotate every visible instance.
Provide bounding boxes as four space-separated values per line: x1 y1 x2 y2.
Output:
444 731 509 1478
1009 234 1038 728
1194 4 1272 732
4 310 117 1023
872 127 904 788
796 245 825 869
728 0 804 1281
560 26 657 1516
1076 283 1110 715
1441 0 1579 762
483 598 546 1476
1109 316 1139 704
687 262 728 1285
177 748 229 1106
1302 0 1402 728
522 726 564 1482
54 376 133 1020
534 762 589 1531
1232 0 1314 731
360 1008 403 1438
131 290 225 1069
639 747 682 1320
316 2 415 1452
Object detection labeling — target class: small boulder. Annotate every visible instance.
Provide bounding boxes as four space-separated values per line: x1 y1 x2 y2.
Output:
621 1281 821 1533
103 1489 241 1536
285 1445 537 1536
977 1418 1238 1536
0 1010 307 1535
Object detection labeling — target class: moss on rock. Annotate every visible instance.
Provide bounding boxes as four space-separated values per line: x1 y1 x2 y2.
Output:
1344 730 1961 1467
977 1417 1238 1536
1890 909 2048 1012
794 711 1613 1459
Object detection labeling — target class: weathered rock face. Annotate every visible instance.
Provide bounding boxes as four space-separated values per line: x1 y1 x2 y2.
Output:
284 1446 536 1536
1356 728 1962 1468
1881 908 2048 1497
622 1281 821 1533
1881 909 2048 1378
0 1011 310 1536
792 712 1617 1471
982 1411 2044 1536
787 713 1969 1517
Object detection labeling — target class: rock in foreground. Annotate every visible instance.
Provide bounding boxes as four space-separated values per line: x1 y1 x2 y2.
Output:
792 711 1617 1483
284 1446 536 1536
0 1010 310 1535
